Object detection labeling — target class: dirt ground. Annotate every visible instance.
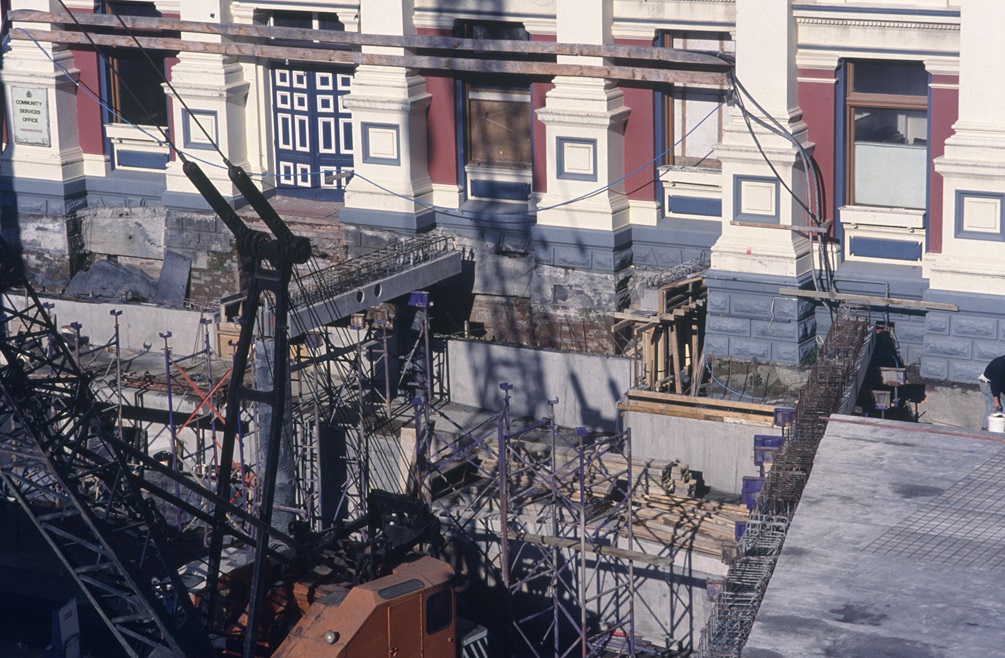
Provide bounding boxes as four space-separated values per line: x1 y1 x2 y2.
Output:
914 380 986 433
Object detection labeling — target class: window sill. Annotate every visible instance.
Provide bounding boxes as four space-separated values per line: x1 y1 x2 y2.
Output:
104 122 167 145
104 123 170 171
839 205 925 230
465 164 532 202
659 165 722 186
659 165 722 220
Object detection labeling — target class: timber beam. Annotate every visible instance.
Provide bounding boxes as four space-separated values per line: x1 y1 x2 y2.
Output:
9 10 731 87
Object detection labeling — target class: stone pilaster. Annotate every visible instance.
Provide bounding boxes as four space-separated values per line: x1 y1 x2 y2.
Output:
161 0 250 211
0 0 85 217
532 0 631 309
705 0 816 365
925 0 1005 383
341 0 434 234
929 0 1005 293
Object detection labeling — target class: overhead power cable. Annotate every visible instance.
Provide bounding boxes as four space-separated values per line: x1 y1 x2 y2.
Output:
15 23 727 224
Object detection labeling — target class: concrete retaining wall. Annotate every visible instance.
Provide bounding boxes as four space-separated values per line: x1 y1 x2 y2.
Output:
624 412 777 495
446 338 632 431
34 297 216 353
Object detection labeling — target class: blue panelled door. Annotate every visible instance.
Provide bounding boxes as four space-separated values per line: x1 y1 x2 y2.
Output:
272 64 353 200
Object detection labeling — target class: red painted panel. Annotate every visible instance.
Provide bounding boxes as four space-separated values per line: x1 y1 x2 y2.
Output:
166 55 178 161
615 39 656 203
417 28 458 184
532 81 552 195
73 48 105 156
621 85 655 201
62 7 103 156
797 68 837 224
927 75 959 255
531 34 556 195
424 75 457 185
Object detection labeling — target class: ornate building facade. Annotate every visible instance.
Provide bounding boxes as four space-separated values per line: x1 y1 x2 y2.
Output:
4 0 1001 383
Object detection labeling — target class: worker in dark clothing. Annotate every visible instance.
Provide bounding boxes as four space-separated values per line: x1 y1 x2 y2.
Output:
979 355 1005 429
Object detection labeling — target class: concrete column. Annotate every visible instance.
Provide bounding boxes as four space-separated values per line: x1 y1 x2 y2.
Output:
711 0 812 278
705 0 816 365
924 0 1005 383
0 0 85 216
533 0 631 275
341 0 434 234
930 0 1005 292
161 0 250 210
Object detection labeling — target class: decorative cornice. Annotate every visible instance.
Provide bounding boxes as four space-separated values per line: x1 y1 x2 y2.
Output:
796 17 959 32
620 0 733 3
413 8 554 35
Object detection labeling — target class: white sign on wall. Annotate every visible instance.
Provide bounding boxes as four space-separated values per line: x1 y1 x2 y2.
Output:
12 86 51 147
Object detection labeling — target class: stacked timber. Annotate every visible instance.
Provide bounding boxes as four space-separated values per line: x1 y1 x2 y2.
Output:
628 493 750 560
559 469 748 561
476 442 750 561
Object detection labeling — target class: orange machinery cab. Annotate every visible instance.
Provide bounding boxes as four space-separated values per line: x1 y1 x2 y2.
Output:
275 556 456 658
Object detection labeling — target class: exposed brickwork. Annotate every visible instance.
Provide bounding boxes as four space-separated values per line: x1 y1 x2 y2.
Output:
190 265 242 306
3 215 81 291
464 294 615 355
174 213 345 302
22 252 73 292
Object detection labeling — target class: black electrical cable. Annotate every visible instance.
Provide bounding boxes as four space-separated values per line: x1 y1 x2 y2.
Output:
53 0 176 150
729 69 838 316
734 74 825 224
106 6 232 165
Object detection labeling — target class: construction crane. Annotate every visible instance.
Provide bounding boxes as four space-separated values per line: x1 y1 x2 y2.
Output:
0 160 459 656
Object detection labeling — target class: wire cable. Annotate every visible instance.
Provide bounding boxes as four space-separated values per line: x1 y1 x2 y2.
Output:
344 101 724 225
17 25 727 229
103 4 231 165
703 355 767 403
728 70 838 312
51 0 175 149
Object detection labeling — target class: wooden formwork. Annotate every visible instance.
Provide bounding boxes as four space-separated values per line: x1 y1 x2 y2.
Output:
614 276 707 395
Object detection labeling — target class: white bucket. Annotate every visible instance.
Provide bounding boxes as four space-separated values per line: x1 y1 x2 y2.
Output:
989 413 1005 433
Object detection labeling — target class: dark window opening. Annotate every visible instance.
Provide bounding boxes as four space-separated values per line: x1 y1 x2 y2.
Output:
260 10 347 47
100 1 169 127
457 20 529 41
425 588 453 635
456 20 532 171
272 11 312 30
466 84 532 167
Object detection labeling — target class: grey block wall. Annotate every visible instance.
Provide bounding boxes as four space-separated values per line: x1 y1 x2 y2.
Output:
823 260 928 366
922 290 1005 383
531 224 633 274
703 270 817 366
816 305 926 366
632 218 719 269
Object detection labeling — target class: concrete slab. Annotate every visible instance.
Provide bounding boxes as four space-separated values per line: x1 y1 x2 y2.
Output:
744 415 1005 657
290 250 462 337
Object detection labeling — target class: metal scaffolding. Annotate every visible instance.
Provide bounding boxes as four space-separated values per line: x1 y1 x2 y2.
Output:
412 384 675 657
281 235 456 528
28 306 259 536
696 306 872 657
